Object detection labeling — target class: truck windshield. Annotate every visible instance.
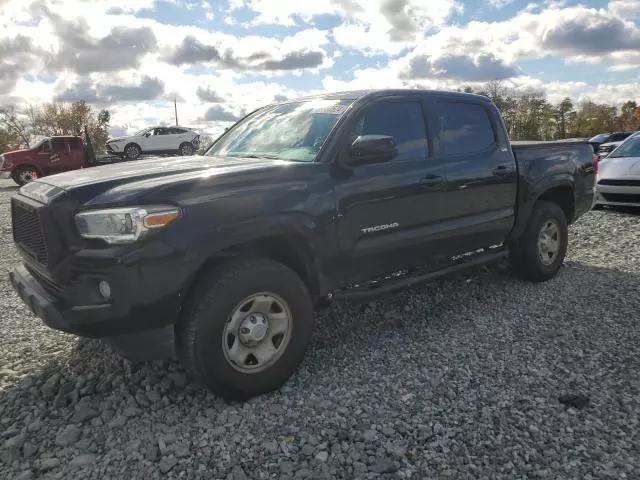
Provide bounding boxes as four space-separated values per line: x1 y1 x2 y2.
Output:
589 133 610 143
204 98 355 162
32 138 49 150
608 136 640 158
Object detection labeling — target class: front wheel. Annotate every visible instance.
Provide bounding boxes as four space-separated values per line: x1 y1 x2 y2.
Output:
124 144 142 160
12 166 39 186
179 142 194 156
509 201 568 282
176 257 314 400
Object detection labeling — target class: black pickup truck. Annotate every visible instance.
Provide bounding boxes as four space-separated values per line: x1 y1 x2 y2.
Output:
8 89 596 400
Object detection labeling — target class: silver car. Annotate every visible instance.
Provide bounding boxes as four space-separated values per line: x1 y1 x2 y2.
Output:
596 132 640 207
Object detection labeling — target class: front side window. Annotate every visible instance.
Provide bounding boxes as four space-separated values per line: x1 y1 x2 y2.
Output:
346 101 429 161
50 138 66 151
204 98 355 162
437 102 496 156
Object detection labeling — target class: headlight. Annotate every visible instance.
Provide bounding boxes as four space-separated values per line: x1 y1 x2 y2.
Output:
75 206 181 244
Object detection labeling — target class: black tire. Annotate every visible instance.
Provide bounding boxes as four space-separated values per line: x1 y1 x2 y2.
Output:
509 201 568 282
124 143 142 160
176 257 314 401
179 142 194 156
12 165 40 186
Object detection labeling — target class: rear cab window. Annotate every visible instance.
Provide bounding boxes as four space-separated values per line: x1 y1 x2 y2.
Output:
68 138 81 150
435 101 497 156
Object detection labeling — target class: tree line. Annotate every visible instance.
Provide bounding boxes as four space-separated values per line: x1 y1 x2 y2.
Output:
460 80 640 141
2 84 640 154
0 101 110 154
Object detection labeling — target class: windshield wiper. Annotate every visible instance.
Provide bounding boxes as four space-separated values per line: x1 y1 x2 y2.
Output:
242 154 280 159
220 153 281 160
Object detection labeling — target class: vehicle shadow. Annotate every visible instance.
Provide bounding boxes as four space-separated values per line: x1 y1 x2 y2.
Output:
1 260 638 405
0 185 18 192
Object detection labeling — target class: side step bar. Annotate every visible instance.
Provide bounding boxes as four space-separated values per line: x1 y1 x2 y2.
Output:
331 248 508 301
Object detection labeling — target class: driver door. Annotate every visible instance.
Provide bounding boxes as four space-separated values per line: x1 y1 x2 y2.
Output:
38 138 71 175
144 128 165 152
332 97 451 284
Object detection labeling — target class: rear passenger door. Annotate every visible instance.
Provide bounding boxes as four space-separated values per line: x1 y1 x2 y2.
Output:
333 97 451 284
431 99 517 253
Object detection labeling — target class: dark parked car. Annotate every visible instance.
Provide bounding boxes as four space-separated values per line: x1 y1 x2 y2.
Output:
9 89 596 400
590 132 637 158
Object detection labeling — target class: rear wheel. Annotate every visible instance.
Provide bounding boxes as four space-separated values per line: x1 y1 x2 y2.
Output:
12 166 39 186
509 201 568 282
176 257 314 400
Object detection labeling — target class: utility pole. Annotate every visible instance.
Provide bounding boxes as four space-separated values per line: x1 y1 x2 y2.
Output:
174 98 178 126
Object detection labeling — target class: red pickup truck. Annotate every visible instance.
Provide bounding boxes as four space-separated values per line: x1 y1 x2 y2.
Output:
0 136 90 186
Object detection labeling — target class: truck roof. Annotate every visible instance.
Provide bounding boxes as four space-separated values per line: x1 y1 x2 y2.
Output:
281 88 492 104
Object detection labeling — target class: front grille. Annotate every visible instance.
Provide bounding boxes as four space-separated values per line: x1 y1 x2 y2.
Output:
11 199 49 266
598 179 640 187
601 193 640 204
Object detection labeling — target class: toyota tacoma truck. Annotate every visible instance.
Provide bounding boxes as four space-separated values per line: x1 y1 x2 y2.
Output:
8 89 596 400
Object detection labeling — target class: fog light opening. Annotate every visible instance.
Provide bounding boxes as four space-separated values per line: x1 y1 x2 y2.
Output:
98 280 112 299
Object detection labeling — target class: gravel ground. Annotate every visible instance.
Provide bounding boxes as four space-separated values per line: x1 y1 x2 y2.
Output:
1 177 639 480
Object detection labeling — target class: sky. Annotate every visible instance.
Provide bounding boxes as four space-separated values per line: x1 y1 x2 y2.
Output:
1 0 640 138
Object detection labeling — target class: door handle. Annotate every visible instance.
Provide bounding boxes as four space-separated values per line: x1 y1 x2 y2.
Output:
420 174 443 183
492 165 511 177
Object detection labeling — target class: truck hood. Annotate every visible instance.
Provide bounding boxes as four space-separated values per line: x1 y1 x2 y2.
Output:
34 154 288 191
2 148 32 158
599 156 640 179
106 136 130 143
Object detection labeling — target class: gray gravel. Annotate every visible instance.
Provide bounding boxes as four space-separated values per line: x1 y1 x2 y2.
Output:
1 177 639 479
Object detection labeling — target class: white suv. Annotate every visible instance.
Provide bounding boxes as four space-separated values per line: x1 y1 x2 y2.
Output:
106 126 201 160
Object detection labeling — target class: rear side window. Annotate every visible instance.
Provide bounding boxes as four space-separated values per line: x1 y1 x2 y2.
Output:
437 102 496 156
609 133 630 142
68 138 81 149
348 101 428 161
50 138 66 151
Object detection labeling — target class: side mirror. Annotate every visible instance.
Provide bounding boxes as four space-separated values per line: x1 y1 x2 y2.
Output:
145 132 151 137
347 135 397 164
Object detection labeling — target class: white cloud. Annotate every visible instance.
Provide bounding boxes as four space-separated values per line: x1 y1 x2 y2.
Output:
608 0 640 16
230 0 463 50
1 0 640 138
489 0 515 8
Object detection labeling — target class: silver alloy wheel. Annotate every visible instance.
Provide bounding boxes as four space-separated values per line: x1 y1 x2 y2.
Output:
18 169 37 184
537 219 561 266
181 144 194 156
222 292 292 373
126 145 140 159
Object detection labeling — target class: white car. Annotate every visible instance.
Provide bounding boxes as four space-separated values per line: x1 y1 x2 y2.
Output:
595 132 640 207
106 126 201 160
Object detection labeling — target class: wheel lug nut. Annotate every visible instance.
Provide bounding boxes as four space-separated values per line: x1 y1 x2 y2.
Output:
240 327 250 334
250 316 257 324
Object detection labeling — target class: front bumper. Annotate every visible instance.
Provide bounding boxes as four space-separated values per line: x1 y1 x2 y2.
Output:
595 184 640 207
106 143 123 154
9 256 188 338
